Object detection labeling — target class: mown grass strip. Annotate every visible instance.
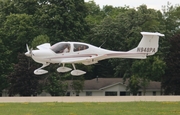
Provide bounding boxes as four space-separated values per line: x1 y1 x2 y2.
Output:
0 102 180 115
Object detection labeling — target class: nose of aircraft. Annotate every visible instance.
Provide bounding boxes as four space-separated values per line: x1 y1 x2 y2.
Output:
25 51 31 57
25 44 32 57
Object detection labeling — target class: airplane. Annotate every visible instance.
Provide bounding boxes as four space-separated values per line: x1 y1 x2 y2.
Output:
25 32 164 76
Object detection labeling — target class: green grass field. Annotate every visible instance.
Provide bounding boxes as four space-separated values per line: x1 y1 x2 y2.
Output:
0 102 180 115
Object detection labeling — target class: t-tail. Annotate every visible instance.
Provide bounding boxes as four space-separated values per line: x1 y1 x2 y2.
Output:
128 32 164 57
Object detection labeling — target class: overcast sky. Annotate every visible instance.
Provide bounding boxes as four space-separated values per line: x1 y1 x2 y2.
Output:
84 0 179 10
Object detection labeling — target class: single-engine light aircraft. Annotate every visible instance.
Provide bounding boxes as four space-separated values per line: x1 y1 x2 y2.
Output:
25 32 164 76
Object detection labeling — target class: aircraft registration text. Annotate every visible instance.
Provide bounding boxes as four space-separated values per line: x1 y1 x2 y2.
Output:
137 47 156 53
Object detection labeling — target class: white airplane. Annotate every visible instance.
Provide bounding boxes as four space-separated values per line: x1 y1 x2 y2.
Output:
25 32 164 76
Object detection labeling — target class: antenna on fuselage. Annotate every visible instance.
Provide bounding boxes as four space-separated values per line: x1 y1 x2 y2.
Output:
99 39 106 48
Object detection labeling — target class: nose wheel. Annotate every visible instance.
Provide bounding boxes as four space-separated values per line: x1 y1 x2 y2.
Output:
34 63 50 75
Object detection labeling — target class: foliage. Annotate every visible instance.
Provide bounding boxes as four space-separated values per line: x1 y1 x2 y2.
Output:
45 73 68 96
162 3 180 36
162 33 180 95
35 0 89 43
86 5 166 79
71 77 84 96
0 39 11 96
126 75 140 95
0 0 180 96
130 57 166 95
0 0 89 96
85 0 103 25
31 34 50 48
7 53 42 96
1 13 37 64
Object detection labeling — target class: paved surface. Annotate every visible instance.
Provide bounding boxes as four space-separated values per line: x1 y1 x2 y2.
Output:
0 96 180 102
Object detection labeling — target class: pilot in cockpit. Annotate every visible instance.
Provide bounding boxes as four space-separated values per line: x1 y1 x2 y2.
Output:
63 44 70 53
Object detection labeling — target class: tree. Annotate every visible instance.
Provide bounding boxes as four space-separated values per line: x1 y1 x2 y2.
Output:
130 57 166 95
45 73 68 96
71 77 84 96
31 34 50 48
35 0 89 43
162 34 180 95
13 0 39 15
162 3 180 37
1 13 37 64
86 5 166 79
0 39 10 96
127 75 140 95
85 1 104 26
8 53 42 96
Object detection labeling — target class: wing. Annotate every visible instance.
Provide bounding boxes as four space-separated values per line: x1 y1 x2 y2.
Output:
61 55 106 65
60 52 147 65
105 52 147 59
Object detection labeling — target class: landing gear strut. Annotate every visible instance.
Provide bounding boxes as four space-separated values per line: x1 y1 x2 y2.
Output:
34 63 50 75
57 63 86 76
57 63 72 72
70 63 86 76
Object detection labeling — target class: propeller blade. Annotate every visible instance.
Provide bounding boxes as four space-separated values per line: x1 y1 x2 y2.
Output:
25 44 32 57
30 48 33 56
26 44 30 52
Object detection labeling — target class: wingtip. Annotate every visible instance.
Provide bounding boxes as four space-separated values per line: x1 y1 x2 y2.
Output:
141 32 165 37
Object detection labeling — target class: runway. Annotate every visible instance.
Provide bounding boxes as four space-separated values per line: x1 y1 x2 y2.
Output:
0 96 180 102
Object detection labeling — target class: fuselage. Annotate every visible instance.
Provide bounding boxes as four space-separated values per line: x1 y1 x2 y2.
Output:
31 42 120 64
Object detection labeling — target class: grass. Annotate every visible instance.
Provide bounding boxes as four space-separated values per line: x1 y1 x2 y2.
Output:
0 102 180 115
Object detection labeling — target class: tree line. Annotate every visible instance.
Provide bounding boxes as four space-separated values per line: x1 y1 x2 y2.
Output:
0 0 180 96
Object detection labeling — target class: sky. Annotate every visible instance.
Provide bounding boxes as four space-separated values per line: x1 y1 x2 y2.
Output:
84 0 179 10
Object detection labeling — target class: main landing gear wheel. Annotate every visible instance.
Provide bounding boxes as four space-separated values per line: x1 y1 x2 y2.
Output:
71 70 86 76
71 63 86 76
57 67 72 73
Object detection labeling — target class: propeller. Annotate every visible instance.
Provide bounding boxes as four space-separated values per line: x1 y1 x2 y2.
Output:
25 44 33 57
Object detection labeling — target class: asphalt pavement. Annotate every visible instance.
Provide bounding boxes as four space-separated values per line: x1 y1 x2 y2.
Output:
0 96 180 102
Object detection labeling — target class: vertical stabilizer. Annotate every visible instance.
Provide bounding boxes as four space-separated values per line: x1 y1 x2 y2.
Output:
128 32 164 56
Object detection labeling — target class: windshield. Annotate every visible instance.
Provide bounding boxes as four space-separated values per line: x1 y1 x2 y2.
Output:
51 43 70 53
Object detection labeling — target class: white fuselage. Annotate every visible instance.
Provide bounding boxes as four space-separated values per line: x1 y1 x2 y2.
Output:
31 42 119 65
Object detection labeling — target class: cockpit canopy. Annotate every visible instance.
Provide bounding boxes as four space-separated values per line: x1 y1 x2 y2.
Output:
51 42 89 53
73 44 89 52
51 43 70 53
